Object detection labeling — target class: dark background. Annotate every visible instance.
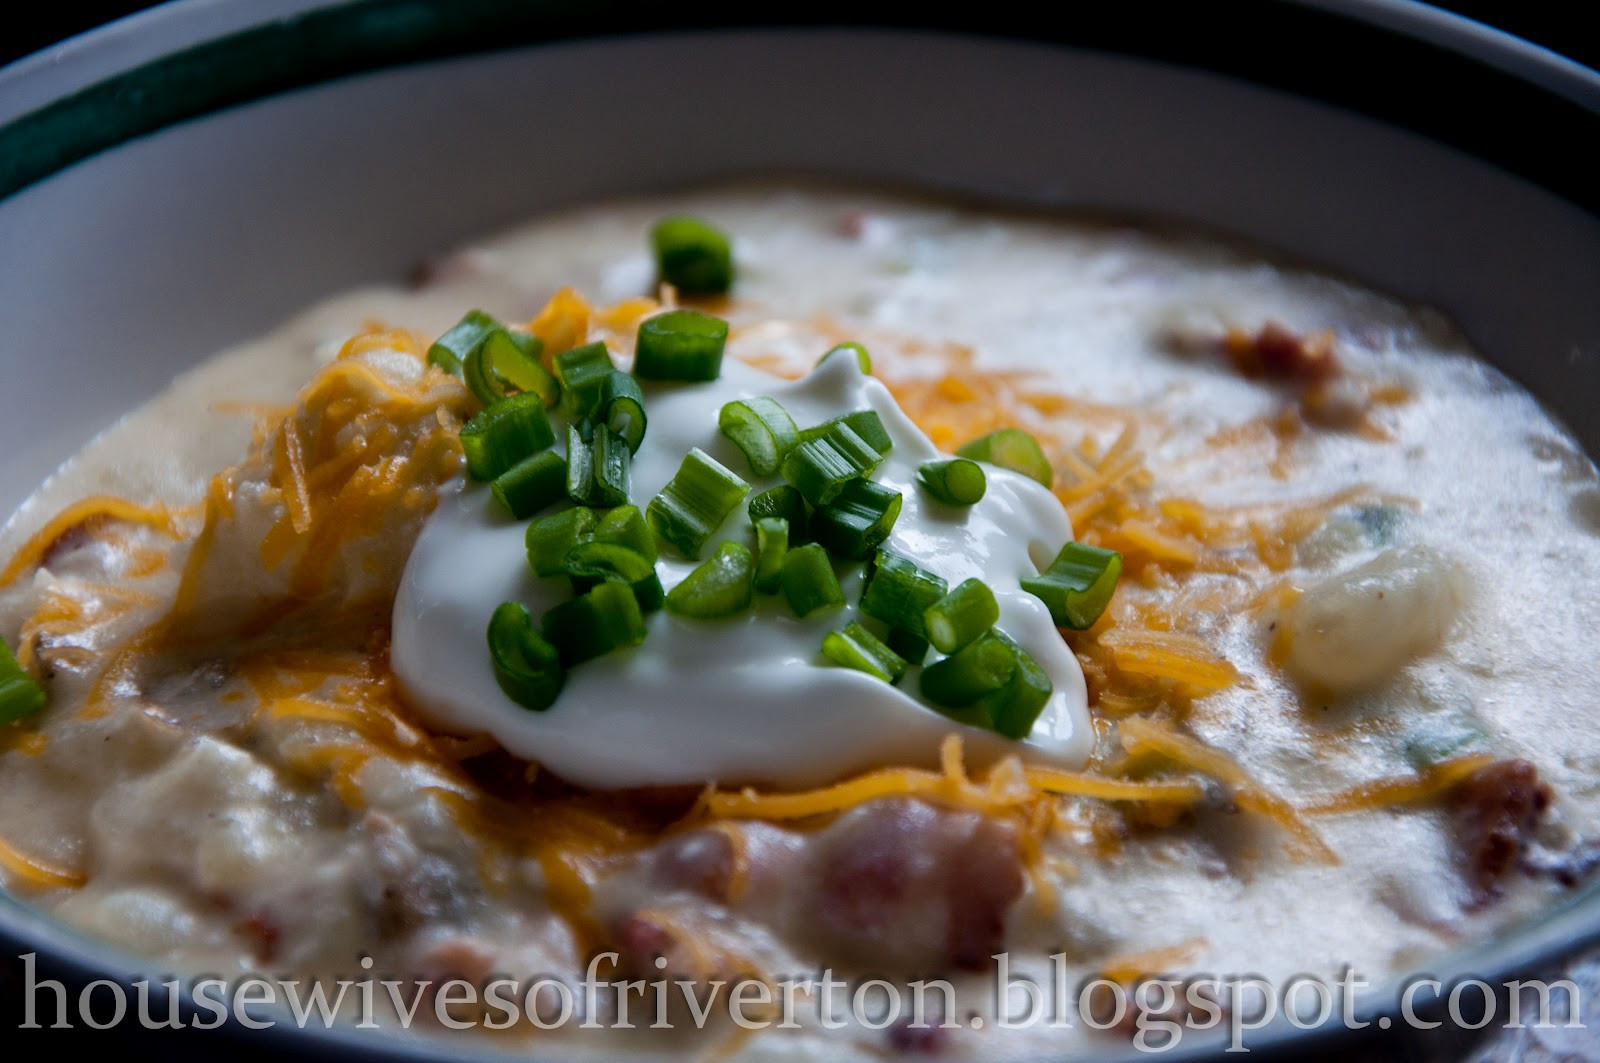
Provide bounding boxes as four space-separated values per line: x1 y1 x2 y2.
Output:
3 0 1599 72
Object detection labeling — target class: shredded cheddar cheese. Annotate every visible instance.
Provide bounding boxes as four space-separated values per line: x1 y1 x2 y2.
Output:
1118 716 1336 864
0 834 84 891
0 496 183 588
1303 753 1495 815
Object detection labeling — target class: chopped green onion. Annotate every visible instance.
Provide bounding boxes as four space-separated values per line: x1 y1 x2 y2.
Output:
634 310 728 382
491 449 567 519
1 638 46 726
598 371 648 453
592 504 658 563
925 578 1000 654
753 517 789 594
975 632 1052 740
860 550 947 641
798 410 893 454
566 423 631 508
460 393 555 481
541 581 647 666
463 343 509 405
781 423 883 507
920 631 1018 708
817 342 871 374
917 458 987 506
957 428 1054 488
821 621 907 684
780 543 845 618
809 479 902 561
484 328 556 405
563 541 665 612
886 627 930 667
555 342 614 420
427 309 496 376
647 448 749 559
719 396 800 477
1021 541 1122 629
748 484 809 539
651 215 733 296
526 507 600 577
665 541 755 619
486 602 564 711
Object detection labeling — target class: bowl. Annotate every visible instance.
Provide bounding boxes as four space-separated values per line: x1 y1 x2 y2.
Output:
2 2 1598 1060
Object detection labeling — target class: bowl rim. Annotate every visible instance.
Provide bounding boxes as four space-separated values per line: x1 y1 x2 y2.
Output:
2 3 1599 1060
1 0 1599 209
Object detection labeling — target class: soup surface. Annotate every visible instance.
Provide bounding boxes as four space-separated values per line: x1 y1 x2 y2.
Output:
2 184 1598 1057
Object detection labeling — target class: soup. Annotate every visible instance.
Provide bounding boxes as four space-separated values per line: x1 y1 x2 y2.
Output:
2 184 1597 1057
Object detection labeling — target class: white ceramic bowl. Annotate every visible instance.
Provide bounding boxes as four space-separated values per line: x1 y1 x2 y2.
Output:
2 2 1599 1059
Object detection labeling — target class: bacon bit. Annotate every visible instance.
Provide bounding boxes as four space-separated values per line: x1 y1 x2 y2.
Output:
235 912 281 964
1224 321 1340 380
650 829 735 902
1448 759 1550 906
888 1018 953 1054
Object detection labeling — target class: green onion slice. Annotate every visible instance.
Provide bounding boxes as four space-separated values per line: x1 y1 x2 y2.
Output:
460 393 556 482
748 484 809 538
975 632 1053 740
651 216 734 296
920 631 1018 708
665 540 755 619
487 602 564 711
464 327 551 406
541 581 648 666
925 578 1000 654
809 479 902 561
781 423 883 507
554 342 615 420
956 428 1054 488
719 397 800 477
780 542 845 618
563 541 665 613
427 309 496 376
1021 541 1122 629
1 637 46 726
592 504 658 564
821 621 907 685
646 448 750 559
634 310 729 382
566 423 631 508
491 449 567 520
860 550 947 640
753 517 789 594
817 342 871 374
886 627 931 667
798 410 893 454
526 507 600 577
598 371 648 453
917 458 987 506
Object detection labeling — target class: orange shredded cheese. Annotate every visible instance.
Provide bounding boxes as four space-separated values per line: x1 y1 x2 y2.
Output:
0 496 182 588
1303 754 1495 815
1118 716 1335 863
1100 937 1210 984
0 835 85 891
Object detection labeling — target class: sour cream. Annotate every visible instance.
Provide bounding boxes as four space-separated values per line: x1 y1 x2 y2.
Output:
391 354 1091 789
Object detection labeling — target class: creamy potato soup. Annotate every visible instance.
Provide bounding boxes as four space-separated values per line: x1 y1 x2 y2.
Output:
2 184 1598 1057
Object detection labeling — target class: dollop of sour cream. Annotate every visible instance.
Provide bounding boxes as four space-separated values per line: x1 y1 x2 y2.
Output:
392 355 1092 789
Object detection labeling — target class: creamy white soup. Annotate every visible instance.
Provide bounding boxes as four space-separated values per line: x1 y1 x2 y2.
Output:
2 184 1598 1058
